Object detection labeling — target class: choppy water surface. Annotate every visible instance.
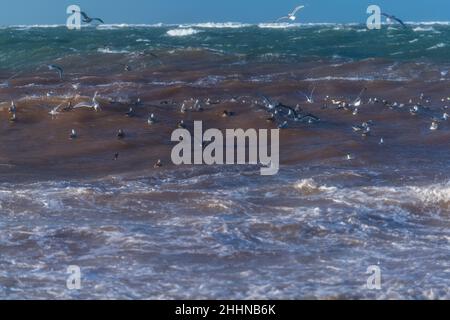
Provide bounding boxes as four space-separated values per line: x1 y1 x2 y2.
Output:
0 23 449 299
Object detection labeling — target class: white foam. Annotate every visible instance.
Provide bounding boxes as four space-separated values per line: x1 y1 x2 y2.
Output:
427 43 446 50
295 179 338 194
413 26 440 33
11 24 62 29
303 76 408 82
181 22 251 29
166 28 201 37
96 23 169 30
97 48 129 54
258 23 301 29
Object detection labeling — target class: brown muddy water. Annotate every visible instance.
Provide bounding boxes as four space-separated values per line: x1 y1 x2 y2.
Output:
0 24 449 299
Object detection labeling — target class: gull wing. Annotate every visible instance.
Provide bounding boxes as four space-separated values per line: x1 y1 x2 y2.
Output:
92 18 104 24
381 13 407 28
80 11 90 20
276 16 289 22
73 102 93 109
291 5 305 15
261 95 275 107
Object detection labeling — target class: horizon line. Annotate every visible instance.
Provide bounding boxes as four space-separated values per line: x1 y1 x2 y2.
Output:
2 20 450 28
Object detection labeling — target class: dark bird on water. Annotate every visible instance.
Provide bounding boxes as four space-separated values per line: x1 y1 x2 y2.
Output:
222 110 234 117
9 101 16 113
125 107 135 117
117 129 125 139
70 129 77 139
154 159 162 168
178 120 186 129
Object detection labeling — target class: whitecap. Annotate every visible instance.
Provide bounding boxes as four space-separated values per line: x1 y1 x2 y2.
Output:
181 22 251 29
413 26 440 33
166 28 201 37
427 43 446 50
97 48 129 54
257 23 300 29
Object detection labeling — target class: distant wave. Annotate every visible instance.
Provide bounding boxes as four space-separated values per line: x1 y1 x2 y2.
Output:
180 22 251 29
258 23 301 29
97 47 129 54
3 21 450 30
8 24 63 30
303 76 409 82
407 21 450 26
166 28 201 37
96 23 170 30
413 26 440 33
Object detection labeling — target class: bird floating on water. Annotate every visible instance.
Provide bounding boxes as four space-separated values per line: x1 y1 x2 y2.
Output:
117 129 125 139
9 101 16 113
410 105 419 116
125 107 135 117
148 113 156 125
266 114 276 123
222 110 234 118
154 159 162 168
178 120 186 129
430 121 439 131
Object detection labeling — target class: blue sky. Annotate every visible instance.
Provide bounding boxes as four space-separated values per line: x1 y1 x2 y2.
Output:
0 0 449 25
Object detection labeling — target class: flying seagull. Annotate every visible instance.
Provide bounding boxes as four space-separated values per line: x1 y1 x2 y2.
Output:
73 92 101 112
352 87 367 107
0 72 22 88
381 13 407 28
48 64 64 80
298 87 316 104
261 95 277 110
72 10 104 24
277 5 305 22
49 103 65 116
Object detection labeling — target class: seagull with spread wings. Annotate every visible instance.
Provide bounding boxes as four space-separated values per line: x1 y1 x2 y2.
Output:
381 13 407 28
72 10 104 24
277 5 305 22
73 92 101 112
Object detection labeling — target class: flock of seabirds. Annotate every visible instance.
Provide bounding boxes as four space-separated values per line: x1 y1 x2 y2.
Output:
1 6 449 167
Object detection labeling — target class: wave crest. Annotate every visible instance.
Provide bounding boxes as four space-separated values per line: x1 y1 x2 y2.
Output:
167 28 201 37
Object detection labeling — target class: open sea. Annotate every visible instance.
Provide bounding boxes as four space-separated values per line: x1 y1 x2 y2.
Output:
0 22 449 299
